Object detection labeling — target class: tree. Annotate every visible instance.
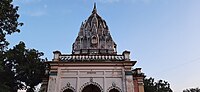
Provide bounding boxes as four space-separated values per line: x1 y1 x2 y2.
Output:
0 0 23 91
0 0 23 50
0 1 46 92
144 77 173 92
3 42 46 92
0 51 11 92
183 87 200 92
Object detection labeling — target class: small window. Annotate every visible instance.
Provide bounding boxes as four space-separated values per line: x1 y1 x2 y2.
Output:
92 36 97 44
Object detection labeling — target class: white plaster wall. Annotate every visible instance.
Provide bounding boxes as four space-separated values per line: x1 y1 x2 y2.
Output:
47 76 57 92
48 66 128 92
126 76 134 92
105 78 123 91
60 78 77 91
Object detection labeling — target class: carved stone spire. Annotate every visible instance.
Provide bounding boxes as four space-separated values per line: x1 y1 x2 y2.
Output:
72 3 117 55
92 3 97 14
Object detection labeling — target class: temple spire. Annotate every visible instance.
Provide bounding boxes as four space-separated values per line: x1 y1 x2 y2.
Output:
92 3 97 14
73 3 116 55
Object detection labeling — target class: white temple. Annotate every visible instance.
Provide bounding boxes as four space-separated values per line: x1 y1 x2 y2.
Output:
40 4 145 92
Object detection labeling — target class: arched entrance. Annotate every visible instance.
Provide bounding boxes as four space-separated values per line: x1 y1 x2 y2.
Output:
82 84 101 92
63 89 74 92
109 88 120 92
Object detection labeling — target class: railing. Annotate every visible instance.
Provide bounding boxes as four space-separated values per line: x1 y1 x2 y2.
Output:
59 55 124 61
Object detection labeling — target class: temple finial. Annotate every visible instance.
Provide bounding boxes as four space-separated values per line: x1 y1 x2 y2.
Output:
92 3 97 14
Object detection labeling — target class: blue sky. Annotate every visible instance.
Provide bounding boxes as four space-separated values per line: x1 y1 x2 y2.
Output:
10 0 200 92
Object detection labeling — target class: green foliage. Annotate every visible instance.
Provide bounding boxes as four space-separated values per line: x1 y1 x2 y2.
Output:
0 45 10 92
0 1 45 92
0 0 23 89
183 87 200 92
144 77 173 92
1 42 46 92
0 0 23 50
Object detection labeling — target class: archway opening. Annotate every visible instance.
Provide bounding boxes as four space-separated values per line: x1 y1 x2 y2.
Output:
82 84 101 92
109 88 120 92
63 89 74 92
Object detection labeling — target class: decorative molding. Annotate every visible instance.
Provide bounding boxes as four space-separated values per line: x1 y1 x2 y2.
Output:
125 71 132 75
59 55 124 61
90 77 93 82
107 82 122 92
112 82 116 87
49 71 57 76
60 82 76 92
79 81 103 92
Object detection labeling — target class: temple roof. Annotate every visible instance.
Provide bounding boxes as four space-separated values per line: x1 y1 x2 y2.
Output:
72 4 117 55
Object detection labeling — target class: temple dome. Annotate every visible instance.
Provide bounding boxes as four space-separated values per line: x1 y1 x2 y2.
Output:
72 3 117 55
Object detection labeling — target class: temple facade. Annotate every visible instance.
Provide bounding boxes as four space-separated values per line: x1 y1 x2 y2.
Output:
41 4 145 92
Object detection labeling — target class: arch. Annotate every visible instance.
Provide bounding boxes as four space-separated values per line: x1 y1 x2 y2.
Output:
109 88 120 92
60 82 76 92
107 83 122 92
63 89 74 92
80 81 103 92
91 36 98 44
82 84 101 92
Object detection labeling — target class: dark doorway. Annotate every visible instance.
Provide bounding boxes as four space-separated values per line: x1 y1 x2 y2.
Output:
82 84 101 92
63 89 74 92
109 88 120 92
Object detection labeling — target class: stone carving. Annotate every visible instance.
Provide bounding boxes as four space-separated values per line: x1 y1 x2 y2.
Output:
59 55 124 61
66 82 70 87
72 4 117 55
90 77 93 82
60 82 76 92
107 83 122 92
112 82 116 87
80 81 103 92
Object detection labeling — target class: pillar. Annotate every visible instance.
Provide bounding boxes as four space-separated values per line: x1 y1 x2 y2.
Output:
133 68 145 92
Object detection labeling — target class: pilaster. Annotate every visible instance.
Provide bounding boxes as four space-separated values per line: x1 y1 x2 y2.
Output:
132 68 145 92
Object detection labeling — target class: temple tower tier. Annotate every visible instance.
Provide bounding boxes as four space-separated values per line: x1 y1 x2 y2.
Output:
72 3 117 55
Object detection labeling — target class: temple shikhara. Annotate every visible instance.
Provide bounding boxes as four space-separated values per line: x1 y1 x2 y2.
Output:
41 3 145 92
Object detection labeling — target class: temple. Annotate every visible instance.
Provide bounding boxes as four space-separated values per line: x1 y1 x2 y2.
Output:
41 3 145 92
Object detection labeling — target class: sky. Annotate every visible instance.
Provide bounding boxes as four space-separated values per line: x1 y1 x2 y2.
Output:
9 0 200 92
